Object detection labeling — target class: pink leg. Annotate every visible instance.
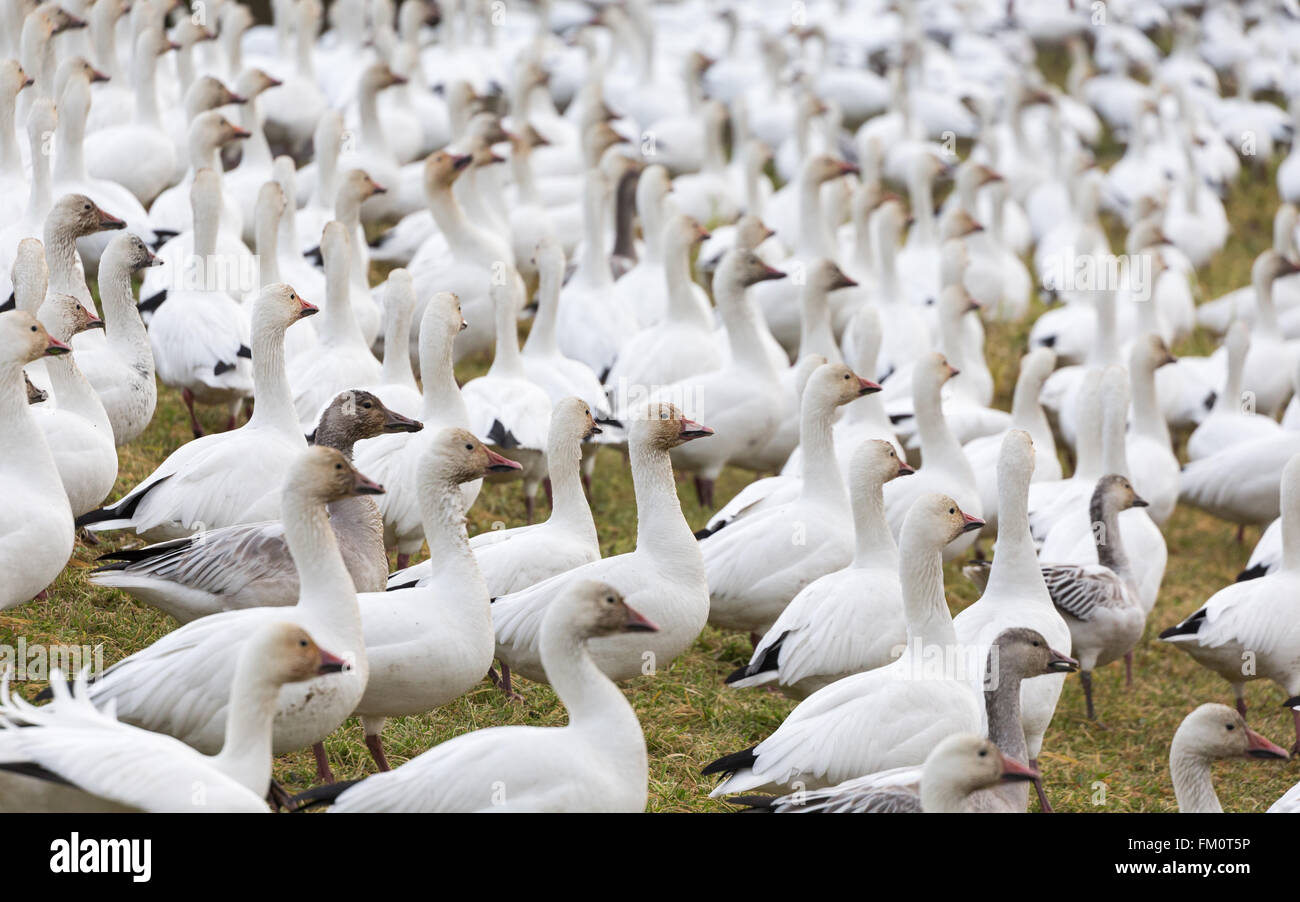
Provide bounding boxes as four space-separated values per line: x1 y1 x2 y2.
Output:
543 478 553 510
312 742 335 784
488 663 524 701
1236 693 1248 719
395 553 410 571
525 492 535 525
1124 651 1133 689
1292 708 1300 756
364 732 391 772
182 388 204 438
1031 759 1053 812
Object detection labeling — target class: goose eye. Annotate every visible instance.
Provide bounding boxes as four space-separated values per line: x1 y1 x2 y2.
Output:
362 401 372 409
605 596 615 604
299 639 308 647
465 443 473 450
1226 724 1235 731
29 325 36 332
978 749 987 757
949 507 955 514
334 463 342 470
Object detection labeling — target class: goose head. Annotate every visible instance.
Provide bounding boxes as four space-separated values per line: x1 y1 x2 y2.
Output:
1018 347 1057 391
423 149 474 193
189 110 251 158
806 362 880 417
582 120 624 165
633 402 713 450
1091 473 1148 515
509 122 550 155
1173 704 1289 763
185 76 245 117
104 231 162 277
424 427 522 484
0 59 33 98
39 292 102 341
732 214 776 252
312 389 422 451
56 57 108 92
989 627 1078 683
1253 249 1300 292
664 214 709 256
940 207 983 241
955 161 1002 198
40 4 86 34
939 285 980 324
359 62 407 95
12 239 47 314
872 197 909 243
552 396 602 442
251 622 349 683
25 373 47 404
802 153 858 187
807 258 857 296
422 290 467 343
636 163 671 216
550 580 660 645
0 310 71 366
172 17 216 53
716 249 786 296
251 282 318 336
922 733 1039 804
851 439 913 491
288 445 385 505
915 351 960 397
236 67 282 102
531 236 564 281
1131 333 1176 374
136 25 179 61
339 168 387 206
49 194 124 238
902 493 985 550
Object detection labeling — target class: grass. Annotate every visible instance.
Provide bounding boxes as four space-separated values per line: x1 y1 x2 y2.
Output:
5 101 1299 815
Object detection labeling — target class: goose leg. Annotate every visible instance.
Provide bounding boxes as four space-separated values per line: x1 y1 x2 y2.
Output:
364 733 391 772
1124 651 1133 689
395 553 410 571
525 492 535 525
182 388 204 438
488 663 524 701
1030 760 1053 813
1234 687 1247 719
267 779 294 811
543 478 553 510
1081 670 1096 720
312 742 335 784
694 476 715 508
1292 707 1300 756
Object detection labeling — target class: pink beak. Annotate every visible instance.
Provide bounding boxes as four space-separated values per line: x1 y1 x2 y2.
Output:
999 753 1040 783
678 418 714 440
1244 727 1290 760
297 298 318 318
485 448 523 472
317 648 348 674
897 461 915 476
623 604 659 633
857 375 881 395
45 336 73 356
961 512 985 532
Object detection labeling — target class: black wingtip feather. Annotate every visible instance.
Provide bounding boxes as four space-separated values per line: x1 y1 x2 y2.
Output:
289 778 364 812
137 289 168 314
1158 608 1206 640
74 474 173 528
701 745 759 778
486 419 520 449
725 633 785 684
1235 563 1270 582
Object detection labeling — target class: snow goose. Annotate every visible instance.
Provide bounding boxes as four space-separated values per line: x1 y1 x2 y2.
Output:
78 284 316 541
648 249 786 508
462 275 552 522
1039 366 1168 616
492 403 712 691
354 291 475 569
30 292 116 517
745 629 1076 813
76 445 381 785
1041 474 1149 721
1126 334 1181 525
1161 453 1300 749
88 390 421 623
725 439 912 699
0 310 74 610
1187 320 1280 463
860 198 932 380
0 97 55 305
1233 250 1300 419
962 349 1059 537
953 429 1073 810
1171 704 1290 812
0 622 346 813
258 0 327 159
40 192 125 318
388 397 601 596
300 580 654 812
702 363 881 637
70 231 159 445
147 168 253 436
604 214 720 394
287 221 382 428
882 353 982 562
145 110 252 248
702 494 985 796
348 429 521 768
0 60 34 224
362 270 421 416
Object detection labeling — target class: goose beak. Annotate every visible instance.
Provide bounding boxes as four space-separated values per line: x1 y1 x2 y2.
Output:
960 512 985 533
897 460 915 476
999 753 1040 783
228 93 248 105
678 418 714 440
762 225 777 241
296 298 319 319
265 75 283 89
833 273 859 290
1130 494 1150 508
857 376 881 395
84 314 105 331
754 263 787 283
370 181 389 196
485 449 523 473
230 125 252 140
695 224 711 242
946 364 961 378
382 409 423 433
451 153 473 171
1047 649 1079 673
21 74 34 88
45 336 73 356
351 470 386 495
144 248 163 267
89 67 110 83
459 318 468 331
838 161 860 177
623 604 659 633
587 423 604 437
1244 727 1290 760
965 296 982 314
97 208 126 230
317 649 348 674
390 73 409 86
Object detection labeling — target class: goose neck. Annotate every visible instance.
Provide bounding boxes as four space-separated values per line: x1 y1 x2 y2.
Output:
246 322 301 436
281 484 359 634
321 249 364 347
98 253 151 366
131 47 161 128
798 393 847 504
983 456 1046 600
211 650 284 794
630 439 697 560
797 286 838 362
524 264 562 356
899 530 956 649
1169 746 1221 813
419 470 487 607
380 304 415 387
419 328 463 422
664 240 710 330
1131 360 1171 448
1092 490 1131 578
797 176 832 257
0 82 18 174
718 286 776 375
914 379 968 478
487 293 524 378
53 80 88 183
540 626 644 741
850 476 897 568
578 171 613 288
548 426 596 537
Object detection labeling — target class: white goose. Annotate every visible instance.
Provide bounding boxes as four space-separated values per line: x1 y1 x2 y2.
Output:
303 581 654 813
1162 453 1300 751
1187 320 1280 462
349 429 521 770
703 494 986 796
388 398 601 596
362 269 421 416
79 284 315 541
287 221 382 428
702 363 881 637
726 440 912 699
492 404 712 692
354 291 475 570
88 390 421 623
0 310 74 610
1125 334 1181 525
78 446 380 785
30 292 116 517
0 622 346 813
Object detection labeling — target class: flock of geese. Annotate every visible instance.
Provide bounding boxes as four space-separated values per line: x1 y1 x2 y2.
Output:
2 0 1300 813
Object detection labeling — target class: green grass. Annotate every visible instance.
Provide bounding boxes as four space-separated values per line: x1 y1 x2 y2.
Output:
5 113 1298 814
